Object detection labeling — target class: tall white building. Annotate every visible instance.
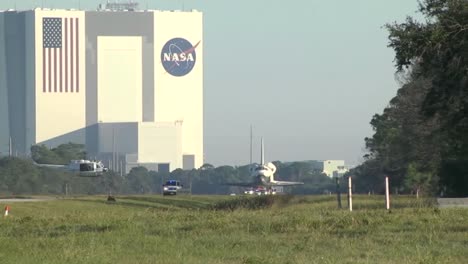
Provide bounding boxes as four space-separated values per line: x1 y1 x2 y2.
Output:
0 7 203 172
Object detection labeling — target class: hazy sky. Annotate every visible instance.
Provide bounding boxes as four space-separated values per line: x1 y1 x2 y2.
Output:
1 0 421 166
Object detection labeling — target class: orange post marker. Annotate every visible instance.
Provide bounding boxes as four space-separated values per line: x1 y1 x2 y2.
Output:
4 205 10 217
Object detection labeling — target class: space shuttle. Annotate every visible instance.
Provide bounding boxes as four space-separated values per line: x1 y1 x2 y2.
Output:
226 137 304 190
249 138 304 186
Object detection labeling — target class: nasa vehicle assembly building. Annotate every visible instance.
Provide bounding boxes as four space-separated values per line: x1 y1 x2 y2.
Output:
0 6 203 172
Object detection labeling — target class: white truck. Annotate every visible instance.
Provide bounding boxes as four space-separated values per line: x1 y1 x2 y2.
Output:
163 180 182 196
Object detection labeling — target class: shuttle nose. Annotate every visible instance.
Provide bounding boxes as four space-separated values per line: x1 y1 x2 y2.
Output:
260 176 270 184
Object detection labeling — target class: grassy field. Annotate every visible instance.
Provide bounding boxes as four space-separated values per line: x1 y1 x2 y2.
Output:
0 195 467 264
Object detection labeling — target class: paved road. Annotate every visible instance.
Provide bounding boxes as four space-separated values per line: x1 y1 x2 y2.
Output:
0 198 55 203
437 198 468 208
1 197 467 208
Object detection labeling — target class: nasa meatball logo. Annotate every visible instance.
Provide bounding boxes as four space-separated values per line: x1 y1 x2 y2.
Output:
161 38 200 77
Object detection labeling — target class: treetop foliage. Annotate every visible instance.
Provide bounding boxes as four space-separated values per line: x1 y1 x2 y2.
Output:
1 148 334 195
354 0 468 196
31 143 86 165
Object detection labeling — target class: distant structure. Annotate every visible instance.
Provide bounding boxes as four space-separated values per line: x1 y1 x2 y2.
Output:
98 1 139 11
0 6 203 173
322 160 348 178
286 159 350 178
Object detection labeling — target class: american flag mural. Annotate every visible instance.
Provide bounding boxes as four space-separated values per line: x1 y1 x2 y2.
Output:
42 17 79 93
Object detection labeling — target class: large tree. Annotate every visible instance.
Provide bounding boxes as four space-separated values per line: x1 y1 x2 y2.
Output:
386 0 468 195
362 76 441 192
356 0 468 196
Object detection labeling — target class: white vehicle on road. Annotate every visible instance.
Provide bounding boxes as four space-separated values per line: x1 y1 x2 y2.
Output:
163 180 182 196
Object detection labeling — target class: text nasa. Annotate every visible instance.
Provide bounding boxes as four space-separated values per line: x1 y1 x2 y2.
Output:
162 52 194 62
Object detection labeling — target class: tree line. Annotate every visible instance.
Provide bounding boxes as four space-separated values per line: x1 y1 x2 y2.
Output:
350 0 468 197
0 143 336 196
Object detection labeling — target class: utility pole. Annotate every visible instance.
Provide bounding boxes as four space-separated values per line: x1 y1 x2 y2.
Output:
116 154 120 174
112 128 116 171
189 171 192 197
9 137 12 157
249 125 253 164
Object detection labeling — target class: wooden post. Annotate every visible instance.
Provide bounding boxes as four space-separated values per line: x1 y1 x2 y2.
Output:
385 176 390 210
348 176 353 212
336 177 342 209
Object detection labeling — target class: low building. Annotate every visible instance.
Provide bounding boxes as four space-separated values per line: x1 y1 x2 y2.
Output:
322 160 348 178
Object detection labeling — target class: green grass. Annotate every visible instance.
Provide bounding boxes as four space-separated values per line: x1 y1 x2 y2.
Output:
0 195 467 264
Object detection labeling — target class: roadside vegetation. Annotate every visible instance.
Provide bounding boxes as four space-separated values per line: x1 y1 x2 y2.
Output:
352 0 468 197
0 195 466 264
